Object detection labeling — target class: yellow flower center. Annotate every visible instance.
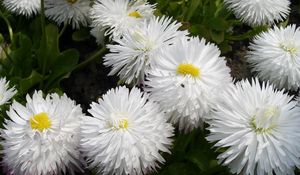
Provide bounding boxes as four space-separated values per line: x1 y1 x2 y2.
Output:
67 0 77 4
250 106 279 133
128 11 142 18
111 118 129 130
118 118 129 129
177 63 200 77
280 43 297 54
30 112 51 132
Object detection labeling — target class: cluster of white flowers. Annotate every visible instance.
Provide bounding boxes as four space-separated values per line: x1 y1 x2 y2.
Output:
2 0 300 175
2 0 91 29
94 0 232 135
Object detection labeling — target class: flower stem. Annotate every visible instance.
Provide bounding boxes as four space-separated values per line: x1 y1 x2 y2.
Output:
0 10 14 43
59 22 68 38
40 0 47 89
74 47 107 71
40 0 46 37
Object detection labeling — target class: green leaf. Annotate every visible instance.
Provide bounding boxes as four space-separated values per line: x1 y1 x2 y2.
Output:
29 16 42 49
36 23 60 72
189 24 211 39
9 33 33 76
219 41 232 54
210 30 224 43
19 70 43 93
44 49 79 90
186 0 201 20
207 17 229 31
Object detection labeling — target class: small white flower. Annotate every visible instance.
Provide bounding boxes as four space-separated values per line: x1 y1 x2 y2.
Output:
45 0 91 29
247 25 300 91
81 86 174 175
90 0 156 38
206 78 300 175
1 91 84 175
2 0 40 17
104 16 187 84
145 37 232 132
0 77 17 106
224 0 291 26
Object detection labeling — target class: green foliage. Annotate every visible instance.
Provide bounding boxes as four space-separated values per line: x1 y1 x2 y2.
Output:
0 15 80 95
153 128 230 175
151 0 267 53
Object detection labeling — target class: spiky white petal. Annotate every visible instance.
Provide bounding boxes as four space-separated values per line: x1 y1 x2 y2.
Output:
224 0 290 26
145 37 232 132
1 91 84 175
0 77 17 106
90 26 106 46
104 16 187 84
206 78 300 175
45 0 91 29
2 0 40 17
247 25 300 91
90 0 156 38
80 86 174 175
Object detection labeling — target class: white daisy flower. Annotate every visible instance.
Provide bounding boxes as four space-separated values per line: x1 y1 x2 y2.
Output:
90 0 155 38
206 78 300 175
1 91 84 175
145 37 232 132
81 86 174 175
0 77 17 106
247 25 300 91
45 0 91 29
104 16 188 84
224 0 290 26
2 0 40 17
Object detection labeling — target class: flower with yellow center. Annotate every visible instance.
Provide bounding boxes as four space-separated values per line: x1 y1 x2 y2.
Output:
81 86 174 175
248 25 300 90
207 78 300 175
1 91 84 175
30 112 52 132
146 36 232 132
90 0 156 38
